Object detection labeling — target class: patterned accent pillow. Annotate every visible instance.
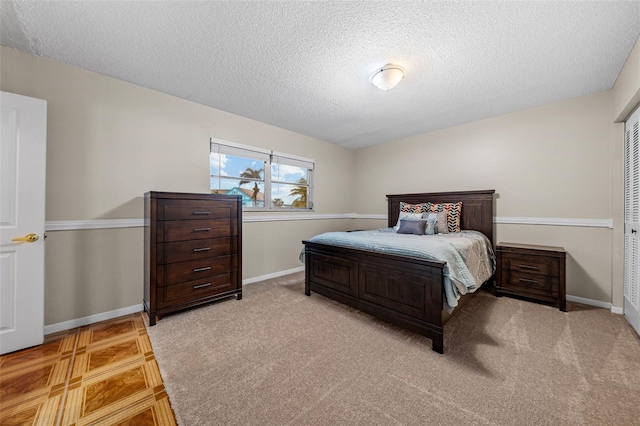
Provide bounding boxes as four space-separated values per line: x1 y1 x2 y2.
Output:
399 202 428 214
425 211 448 234
425 202 462 233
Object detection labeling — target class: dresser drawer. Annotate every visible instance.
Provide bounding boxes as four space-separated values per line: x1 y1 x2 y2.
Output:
158 200 237 221
158 219 235 242
501 270 559 298
158 238 236 264
158 274 236 308
501 253 559 277
158 255 237 286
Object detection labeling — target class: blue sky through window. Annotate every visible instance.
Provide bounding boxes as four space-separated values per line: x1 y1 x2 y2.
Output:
210 153 309 206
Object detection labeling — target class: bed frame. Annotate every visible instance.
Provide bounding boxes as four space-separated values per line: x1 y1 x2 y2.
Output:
303 190 495 353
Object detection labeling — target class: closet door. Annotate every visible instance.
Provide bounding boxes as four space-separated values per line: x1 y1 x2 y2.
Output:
624 105 640 336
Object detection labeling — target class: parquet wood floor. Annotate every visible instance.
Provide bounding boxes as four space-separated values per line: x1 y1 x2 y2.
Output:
0 313 176 425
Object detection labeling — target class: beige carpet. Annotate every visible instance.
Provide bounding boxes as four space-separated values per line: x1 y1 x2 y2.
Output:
147 272 640 425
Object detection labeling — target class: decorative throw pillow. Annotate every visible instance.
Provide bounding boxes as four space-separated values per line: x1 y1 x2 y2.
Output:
425 211 448 234
399 202 428 214
397 219 426 235
425 216 436 235
394 211 423 231
425 202 462 232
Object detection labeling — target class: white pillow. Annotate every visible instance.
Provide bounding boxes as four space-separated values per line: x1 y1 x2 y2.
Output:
394 212 423 231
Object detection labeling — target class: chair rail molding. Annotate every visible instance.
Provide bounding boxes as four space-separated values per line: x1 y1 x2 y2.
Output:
45 215 613 231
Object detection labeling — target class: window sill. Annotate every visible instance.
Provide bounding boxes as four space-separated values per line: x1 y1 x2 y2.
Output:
243 208 314 213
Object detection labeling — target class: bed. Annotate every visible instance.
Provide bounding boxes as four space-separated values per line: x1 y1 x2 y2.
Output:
303 190 495 354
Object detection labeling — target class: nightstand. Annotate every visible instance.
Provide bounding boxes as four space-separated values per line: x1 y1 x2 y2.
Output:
495 243 566 312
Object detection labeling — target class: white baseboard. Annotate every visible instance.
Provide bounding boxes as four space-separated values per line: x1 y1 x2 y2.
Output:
243 266 305 285
44 304 143 335
566 295 623 315
611 306 624 315
42 268 306 335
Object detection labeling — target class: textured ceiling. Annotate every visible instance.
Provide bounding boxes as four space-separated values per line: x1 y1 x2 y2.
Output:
1 1 639 149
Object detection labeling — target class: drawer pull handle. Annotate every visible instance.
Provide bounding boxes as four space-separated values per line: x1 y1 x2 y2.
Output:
193 283 212 289
193 211 211 215
193 227 211 232
193 247 211 252
519 278 539 285
518 264 539 271
193 266 212 272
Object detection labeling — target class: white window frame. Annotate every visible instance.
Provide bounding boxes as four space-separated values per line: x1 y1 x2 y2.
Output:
210 138 314 211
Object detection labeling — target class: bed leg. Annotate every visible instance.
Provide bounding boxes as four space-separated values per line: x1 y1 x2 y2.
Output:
432 335 444 354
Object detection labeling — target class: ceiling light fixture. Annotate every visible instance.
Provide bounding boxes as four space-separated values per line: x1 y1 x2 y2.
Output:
370 64 405 91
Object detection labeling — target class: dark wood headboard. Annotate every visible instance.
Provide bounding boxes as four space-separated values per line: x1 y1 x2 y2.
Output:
387 190 495 246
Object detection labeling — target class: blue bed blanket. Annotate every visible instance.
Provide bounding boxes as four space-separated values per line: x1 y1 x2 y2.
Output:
301 229 495 311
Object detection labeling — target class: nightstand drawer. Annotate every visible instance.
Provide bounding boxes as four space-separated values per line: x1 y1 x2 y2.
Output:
501 253 558 277
501 270 559 297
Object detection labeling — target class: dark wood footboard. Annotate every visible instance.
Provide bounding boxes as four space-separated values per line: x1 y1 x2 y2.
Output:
304 241 447 353
303 190 495 354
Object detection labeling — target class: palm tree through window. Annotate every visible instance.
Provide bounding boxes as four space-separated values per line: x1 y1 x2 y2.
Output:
210 138 314 210
239 167 264 206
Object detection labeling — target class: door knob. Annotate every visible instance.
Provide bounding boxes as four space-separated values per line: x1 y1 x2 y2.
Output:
11 233 39 243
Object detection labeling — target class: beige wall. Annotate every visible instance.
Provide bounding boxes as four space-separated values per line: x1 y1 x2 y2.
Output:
353 91 616 303
44 228 143 325
354 91 613 217
0 47 355 325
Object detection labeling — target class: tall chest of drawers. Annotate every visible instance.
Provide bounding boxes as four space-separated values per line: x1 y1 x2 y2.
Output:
144 191 242 326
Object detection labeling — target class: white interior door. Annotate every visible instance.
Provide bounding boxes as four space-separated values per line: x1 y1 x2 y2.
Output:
0 91 47 354
624 104 640 336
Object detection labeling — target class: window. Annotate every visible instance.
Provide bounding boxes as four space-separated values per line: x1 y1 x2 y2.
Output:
210 138 314 210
